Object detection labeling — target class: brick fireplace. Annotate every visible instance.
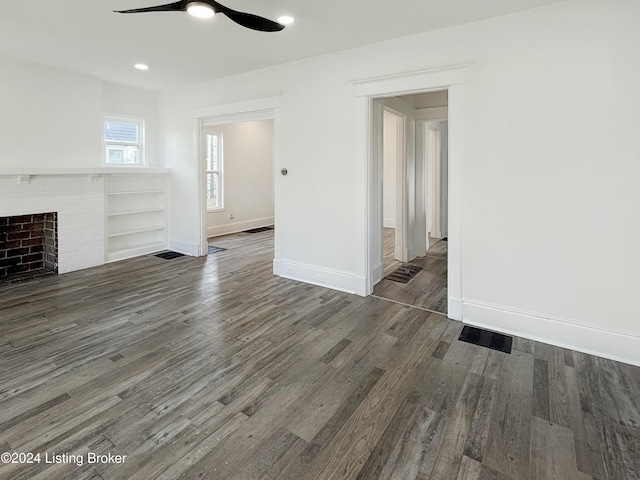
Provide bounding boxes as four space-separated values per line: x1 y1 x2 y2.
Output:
0 212 58 280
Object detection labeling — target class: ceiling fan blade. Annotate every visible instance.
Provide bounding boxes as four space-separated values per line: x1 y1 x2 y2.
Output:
114 1 185 14
115 0 285 32
220 10 284 32
205 0 283 32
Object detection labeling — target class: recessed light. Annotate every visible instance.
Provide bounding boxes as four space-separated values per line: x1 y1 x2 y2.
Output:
187 1 215 18
277 15 294 25
134 63 149 70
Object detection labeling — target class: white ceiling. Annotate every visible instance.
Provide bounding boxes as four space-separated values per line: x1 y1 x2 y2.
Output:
0 0 565 91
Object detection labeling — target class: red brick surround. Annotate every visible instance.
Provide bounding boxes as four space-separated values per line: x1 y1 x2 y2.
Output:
0 212 58 279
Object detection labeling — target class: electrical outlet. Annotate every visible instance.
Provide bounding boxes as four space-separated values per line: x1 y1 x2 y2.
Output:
230 213 234 219
286 267 295 274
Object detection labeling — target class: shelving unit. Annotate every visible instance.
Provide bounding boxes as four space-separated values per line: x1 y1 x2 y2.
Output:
106 173 168 262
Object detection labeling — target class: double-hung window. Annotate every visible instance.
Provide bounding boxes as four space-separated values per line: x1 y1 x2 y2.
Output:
104 117 145 165
205 132 224 210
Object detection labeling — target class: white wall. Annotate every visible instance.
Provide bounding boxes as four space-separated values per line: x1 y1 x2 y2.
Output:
102 82 160 166
161 0 640 365
0 56 101 167
0 57 161 274
0 56 159 168
205 120 274 237
382 111 398 228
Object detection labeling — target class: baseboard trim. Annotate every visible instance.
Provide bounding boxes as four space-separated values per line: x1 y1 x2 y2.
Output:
372 263 383 291
447 296 463 321
207 217 274 238
383 220 396 228
463 299 640 367
168 239 199 256
274 259 367 296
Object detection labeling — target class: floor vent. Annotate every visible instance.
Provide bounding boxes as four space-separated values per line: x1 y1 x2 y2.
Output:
208 246 227 254
384 264 422 283
458 326 512 354
155 251 185 260
244 226 274 234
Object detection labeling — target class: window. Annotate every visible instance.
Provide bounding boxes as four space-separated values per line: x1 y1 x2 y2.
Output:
104 117 145 165
206 132 223 210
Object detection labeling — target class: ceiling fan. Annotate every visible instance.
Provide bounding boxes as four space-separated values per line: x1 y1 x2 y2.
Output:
114 0 286 32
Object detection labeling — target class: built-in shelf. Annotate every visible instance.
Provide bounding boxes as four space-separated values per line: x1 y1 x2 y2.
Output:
108 207 165 217
105 173 168 263
108 225 165 238
107 190 164 196
106 241 166 263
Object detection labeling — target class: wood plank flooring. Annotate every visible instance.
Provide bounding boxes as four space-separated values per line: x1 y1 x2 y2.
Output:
375 237 447 314
382 228 399 272
1 231 639 479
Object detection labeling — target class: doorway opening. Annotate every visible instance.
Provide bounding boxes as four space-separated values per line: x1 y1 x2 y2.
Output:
201 119 274 238
200 118 275 260
374 90 450 314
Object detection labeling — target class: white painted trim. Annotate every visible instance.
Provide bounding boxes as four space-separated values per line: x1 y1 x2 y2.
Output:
0 168 170 176
448 297 463 321
364 97 383 294
446 84 464 319
195 118 207 256
192 93 279 259
201 109 275 126
191 92 282 119
353 63 468 98
426 124 442 240
383 219 396 228
207 217 274 238
103 114 147 167
168 238 200 256
359 63 468 317
463 300 640 367
372 263 384 287
274 259 367 296
106 242 164 263
383 106 408 263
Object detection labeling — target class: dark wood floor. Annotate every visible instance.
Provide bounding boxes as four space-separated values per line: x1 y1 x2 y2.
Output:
1 231 639 479
375 230 448 314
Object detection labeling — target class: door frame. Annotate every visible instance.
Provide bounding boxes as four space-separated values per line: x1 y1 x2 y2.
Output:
191 93 280 257
381 105 408 263
426 123 442 240
354 63 467 319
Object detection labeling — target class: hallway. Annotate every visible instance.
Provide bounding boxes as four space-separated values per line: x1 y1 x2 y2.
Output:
375 227 447 313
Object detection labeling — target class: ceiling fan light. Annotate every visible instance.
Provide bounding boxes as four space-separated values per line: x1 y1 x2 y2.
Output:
186 2 215 18
277 16 294 25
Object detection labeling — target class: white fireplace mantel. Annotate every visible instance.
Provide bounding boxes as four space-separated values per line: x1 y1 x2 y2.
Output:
0 167 170 183
0 167 170 274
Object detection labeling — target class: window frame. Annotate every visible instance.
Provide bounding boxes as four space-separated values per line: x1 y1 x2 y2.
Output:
205 131 224 212
103 115 146 166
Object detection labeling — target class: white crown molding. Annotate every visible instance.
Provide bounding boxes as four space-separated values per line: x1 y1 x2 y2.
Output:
352 62 470 97
191 92 282 120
